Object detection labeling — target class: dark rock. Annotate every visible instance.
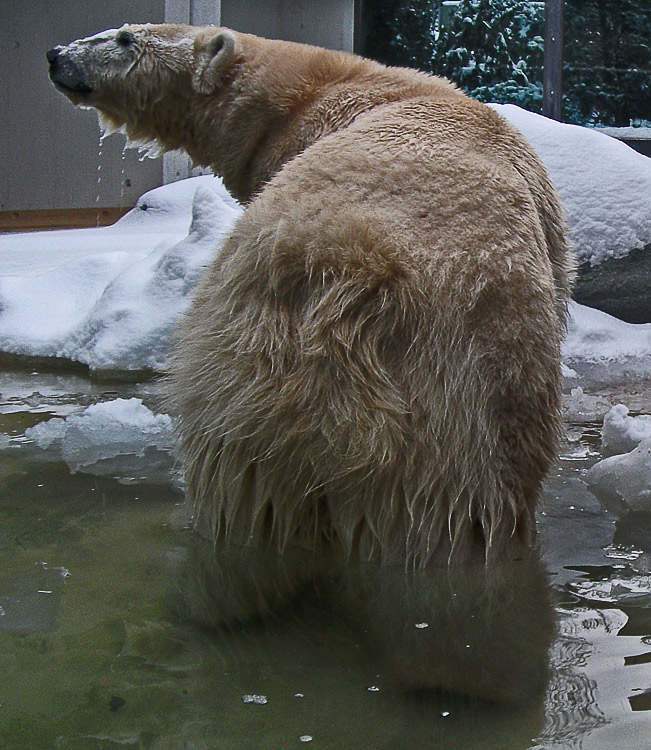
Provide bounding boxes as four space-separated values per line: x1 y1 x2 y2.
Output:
573 242 651 323
108 696 126 713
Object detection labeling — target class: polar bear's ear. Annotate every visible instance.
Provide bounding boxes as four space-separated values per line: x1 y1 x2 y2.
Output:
193 29 237 94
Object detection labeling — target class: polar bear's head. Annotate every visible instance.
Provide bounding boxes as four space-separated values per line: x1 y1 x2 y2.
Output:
46 23 306 199
47 24 239 130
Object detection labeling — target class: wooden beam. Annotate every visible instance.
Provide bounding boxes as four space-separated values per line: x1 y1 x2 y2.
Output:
0 207 132 233
543 0 564 120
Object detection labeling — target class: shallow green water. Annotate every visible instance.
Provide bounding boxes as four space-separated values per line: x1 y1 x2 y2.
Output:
0 370 650 749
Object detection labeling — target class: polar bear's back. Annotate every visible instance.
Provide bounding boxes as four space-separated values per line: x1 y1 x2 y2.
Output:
173 96 563 566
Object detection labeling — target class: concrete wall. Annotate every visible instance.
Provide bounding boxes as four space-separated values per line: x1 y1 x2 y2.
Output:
221 0 355 52
1 0 355 214
1 0 166 212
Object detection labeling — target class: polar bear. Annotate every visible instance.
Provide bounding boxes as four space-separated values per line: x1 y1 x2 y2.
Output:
48 24 572 569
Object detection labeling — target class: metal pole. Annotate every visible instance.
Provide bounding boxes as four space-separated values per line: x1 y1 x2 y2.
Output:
353 0 364 55
543 0 564 120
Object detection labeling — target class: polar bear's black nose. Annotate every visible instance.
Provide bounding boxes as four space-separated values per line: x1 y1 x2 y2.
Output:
46 47 62 65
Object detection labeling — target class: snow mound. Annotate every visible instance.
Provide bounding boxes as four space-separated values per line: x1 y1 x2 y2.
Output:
61 186 239 371
585 438 651 511
602 404 651 457
492 104 651 266
0 176 241 372
25 398 174 480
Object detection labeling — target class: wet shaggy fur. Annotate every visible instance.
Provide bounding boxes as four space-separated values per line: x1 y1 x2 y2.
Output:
49 24 573 568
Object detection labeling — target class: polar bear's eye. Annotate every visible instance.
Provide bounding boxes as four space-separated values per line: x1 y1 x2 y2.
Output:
116 30 134 48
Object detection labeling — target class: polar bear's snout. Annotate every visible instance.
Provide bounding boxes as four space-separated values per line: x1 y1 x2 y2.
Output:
47 45 93 97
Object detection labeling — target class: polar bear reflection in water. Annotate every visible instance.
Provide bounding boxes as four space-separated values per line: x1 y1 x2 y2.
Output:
48 23 568 703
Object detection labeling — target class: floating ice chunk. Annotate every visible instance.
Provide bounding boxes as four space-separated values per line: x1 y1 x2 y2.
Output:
602 404 651 457
27 417 67 450
242 695 267 705
585 438 651 511
25 398 173 473
569 574 651 605
563 386 612 423
602 544 644 562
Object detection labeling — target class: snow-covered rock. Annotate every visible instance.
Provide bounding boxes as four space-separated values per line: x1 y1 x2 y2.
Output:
602 404 651 457
60 186 239 371
586 438 651 511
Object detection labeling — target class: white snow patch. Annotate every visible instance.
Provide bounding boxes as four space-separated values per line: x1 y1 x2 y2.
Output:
491 104 651 266
601 404 651 457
